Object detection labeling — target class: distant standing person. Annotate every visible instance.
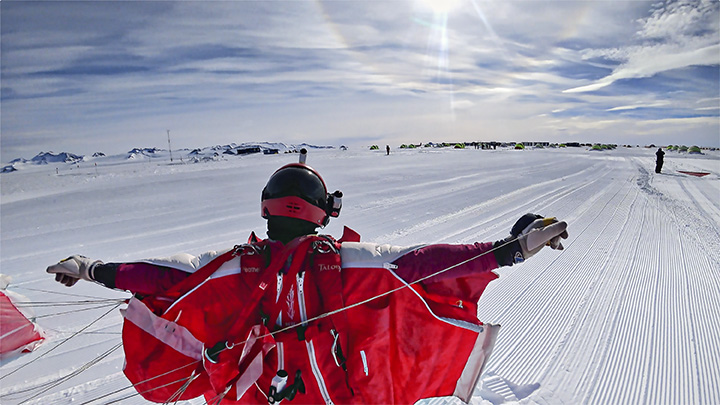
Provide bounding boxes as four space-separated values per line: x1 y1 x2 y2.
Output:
386 144 390 155
655 147 665 173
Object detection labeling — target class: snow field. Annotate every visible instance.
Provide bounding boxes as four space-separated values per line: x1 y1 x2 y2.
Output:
471 151 720 404
1 146 719 404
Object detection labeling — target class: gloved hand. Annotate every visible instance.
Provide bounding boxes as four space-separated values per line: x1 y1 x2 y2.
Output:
46 255 102 287
494 214 569 266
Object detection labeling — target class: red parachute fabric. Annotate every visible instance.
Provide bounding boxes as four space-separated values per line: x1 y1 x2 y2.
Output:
341 266 498 403
0 288 45 360
120 234 501 404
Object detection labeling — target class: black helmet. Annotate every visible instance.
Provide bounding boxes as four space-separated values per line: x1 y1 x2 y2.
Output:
261 163 342 227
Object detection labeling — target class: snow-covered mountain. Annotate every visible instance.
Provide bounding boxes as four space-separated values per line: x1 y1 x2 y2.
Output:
2 143 335 173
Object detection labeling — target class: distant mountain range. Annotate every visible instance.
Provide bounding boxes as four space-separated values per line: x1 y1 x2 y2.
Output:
2 142 334 173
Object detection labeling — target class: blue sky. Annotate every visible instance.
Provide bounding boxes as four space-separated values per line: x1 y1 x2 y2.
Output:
1 0 718 161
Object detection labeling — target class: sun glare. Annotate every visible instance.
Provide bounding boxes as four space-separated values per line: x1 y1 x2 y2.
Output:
417 0 464 14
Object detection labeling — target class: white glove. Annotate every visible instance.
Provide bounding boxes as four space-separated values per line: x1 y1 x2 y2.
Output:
495 214 569 266
46 255 102 287
517 217 568 260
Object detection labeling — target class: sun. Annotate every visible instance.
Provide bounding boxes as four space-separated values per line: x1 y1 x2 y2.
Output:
416 0 464 14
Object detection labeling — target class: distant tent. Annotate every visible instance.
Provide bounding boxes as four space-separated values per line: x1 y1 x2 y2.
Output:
0 275 45 360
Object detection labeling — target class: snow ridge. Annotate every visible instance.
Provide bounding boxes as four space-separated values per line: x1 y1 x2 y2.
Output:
2 142 334 172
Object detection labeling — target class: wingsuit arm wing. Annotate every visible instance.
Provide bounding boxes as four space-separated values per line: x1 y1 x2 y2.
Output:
94 262 192 295
339 241 500 304
392 242 499 284
392 242 500 303
95 250 227 295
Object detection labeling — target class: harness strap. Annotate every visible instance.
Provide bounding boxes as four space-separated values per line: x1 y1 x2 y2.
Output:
261 242 312 335
305 238 352 370
223 236 317 345
261 236 343 342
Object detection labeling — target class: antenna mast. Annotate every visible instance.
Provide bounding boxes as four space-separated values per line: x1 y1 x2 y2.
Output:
167 130 173 162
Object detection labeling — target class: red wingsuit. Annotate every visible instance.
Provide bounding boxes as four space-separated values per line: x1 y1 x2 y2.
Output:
118 230 501 404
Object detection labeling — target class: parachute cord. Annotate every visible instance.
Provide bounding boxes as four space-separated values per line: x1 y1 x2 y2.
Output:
0 302 122 381
92 239 521 402
77 240 520 401
83 236 556 403
32 302 123 320
255 381 269 400
13 298 126 307
85 343 240 404
11 285 117 301
227 237 524 349
80 368 201 405
166 369 204 404
0 341 123 399
90 352 237 405
16 342 123 404
206 385 232 405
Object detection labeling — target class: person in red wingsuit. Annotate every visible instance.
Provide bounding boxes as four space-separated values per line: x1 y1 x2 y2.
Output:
47 154 568 404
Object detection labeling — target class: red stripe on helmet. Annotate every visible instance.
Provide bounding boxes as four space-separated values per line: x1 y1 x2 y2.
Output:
261 196 328 226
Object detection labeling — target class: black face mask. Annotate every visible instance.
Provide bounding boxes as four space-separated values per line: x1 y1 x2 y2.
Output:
266 216 319 244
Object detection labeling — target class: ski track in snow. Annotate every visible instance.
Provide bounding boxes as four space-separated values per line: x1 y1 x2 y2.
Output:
1 147 719 404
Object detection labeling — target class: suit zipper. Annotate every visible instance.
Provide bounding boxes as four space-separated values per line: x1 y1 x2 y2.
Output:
297 272 334 405
276 273 284 370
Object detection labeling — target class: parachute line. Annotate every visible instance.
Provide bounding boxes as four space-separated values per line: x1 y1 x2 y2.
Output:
102 238 525 398
229 236 520 347
92 372 200 405
12 286 117 301
17 342 122 404
0 302 121 381
32 302 124 320
79 362 201 404
13 298 125 307
71 235 569 402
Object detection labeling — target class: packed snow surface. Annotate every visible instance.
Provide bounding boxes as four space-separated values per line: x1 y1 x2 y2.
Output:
1 146 719 404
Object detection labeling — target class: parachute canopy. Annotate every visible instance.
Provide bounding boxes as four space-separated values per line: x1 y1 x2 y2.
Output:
0 275 45 360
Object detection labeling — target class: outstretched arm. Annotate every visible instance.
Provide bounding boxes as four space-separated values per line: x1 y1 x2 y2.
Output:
47 256 190 296
391 214 568 302
95 262 191 296
393 242 499 284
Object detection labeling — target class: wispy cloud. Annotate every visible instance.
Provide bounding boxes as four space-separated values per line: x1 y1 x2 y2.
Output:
564 0 719 93
607 101 671 111
636 116 719 126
